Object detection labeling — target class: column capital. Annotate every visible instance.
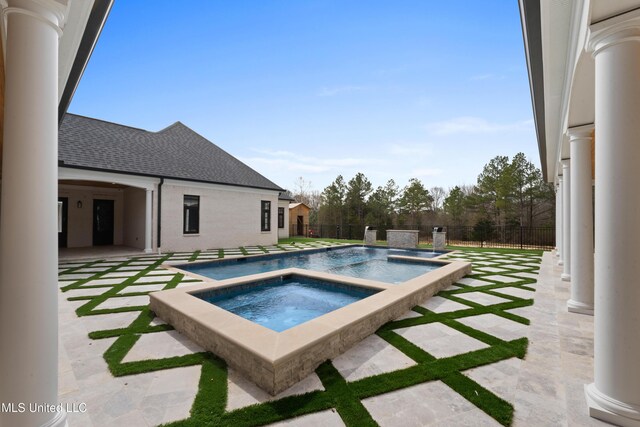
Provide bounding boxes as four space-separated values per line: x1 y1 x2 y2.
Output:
1 0 69 37
567 124 594 143
589 8 640 57
567 124 595 145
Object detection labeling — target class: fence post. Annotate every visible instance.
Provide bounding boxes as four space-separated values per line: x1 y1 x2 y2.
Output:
520 226 523 249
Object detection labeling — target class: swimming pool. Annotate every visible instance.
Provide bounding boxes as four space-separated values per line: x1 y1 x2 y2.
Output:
179 246 444 284
196 275 379 332
152 247 471 394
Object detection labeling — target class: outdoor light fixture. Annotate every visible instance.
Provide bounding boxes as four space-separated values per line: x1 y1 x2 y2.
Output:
77 201 83 209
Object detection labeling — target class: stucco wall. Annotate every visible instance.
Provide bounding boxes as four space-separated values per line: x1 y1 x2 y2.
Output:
278 200 290 239
58 184 124 248
123 187 146 249
160 180 279 252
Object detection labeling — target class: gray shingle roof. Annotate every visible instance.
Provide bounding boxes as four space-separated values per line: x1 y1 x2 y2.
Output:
59 114 283 191
278 190 296 201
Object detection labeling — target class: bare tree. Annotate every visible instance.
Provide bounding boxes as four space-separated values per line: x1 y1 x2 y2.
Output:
429 186 446 212
292 177 315 207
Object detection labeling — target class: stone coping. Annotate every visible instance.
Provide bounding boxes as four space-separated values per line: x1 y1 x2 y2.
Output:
150 255 471 395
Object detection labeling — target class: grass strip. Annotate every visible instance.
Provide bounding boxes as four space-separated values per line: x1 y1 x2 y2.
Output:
189 250 201 262
377 329 436 363
442 372 513 426
315 362 377 427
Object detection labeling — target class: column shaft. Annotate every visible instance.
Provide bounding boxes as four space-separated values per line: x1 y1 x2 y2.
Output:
556 176 564 265
561 161 571 280
0 1 66 427
586 10 640 425
556 180 562 258
567 126 594 315
145 189 153 253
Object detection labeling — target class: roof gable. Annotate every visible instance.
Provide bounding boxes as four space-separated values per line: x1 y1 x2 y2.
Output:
289 202 310 210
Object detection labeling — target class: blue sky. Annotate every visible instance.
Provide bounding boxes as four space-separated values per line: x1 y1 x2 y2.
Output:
70 0 537 194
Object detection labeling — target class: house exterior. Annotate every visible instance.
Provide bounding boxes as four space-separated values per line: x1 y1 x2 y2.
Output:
520 1 640 425
58 114 286 253
289 202 310 236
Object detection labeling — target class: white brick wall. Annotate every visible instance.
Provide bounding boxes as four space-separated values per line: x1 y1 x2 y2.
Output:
160 179 280 252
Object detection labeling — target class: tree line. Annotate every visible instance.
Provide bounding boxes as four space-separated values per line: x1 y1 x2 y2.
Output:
290 152 555 231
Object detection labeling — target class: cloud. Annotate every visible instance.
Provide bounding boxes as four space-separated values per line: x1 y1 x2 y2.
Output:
388 143 433 157
317 85 368 97
425 117 534 136
410 168 443 177
240 157 331 173
241 148 381 176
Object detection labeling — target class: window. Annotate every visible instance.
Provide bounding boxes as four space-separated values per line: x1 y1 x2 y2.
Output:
261 200 271 232
183 195 200 234
278 207 285 229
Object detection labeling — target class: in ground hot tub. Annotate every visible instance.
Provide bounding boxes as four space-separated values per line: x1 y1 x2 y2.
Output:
195 275 379 332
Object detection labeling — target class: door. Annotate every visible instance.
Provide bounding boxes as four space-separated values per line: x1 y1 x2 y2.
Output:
58 197 68 248
93 199 114 246
297 215 304 236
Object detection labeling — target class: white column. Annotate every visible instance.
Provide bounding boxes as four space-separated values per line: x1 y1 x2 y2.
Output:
567 125 594 315
555 179 562 259
561 160 571 280
0 1 68 427
586 10 640 426
145 189 153 253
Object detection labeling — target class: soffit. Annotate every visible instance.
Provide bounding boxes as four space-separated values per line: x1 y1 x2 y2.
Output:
591 0 640 23
566 53 595 132
540 0 573 181
59 180 128 189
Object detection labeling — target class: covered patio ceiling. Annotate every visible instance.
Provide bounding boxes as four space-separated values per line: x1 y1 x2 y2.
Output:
519 0 640 182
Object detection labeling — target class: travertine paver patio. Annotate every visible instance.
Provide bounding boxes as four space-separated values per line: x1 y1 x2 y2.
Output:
331 334 416 382
56 241 603 426
395 322 490 358
362 380 498 426
419 295 470 313
226 370 325 411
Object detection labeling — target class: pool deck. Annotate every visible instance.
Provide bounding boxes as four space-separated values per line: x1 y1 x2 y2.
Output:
57 242 609 426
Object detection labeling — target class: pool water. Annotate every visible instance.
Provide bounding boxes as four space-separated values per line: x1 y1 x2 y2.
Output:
196 276 378 332
182 246 441 284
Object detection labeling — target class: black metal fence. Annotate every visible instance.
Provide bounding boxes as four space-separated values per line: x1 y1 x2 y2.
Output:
292 224 555 250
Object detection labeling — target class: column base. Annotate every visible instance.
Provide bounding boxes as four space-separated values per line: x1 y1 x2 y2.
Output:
567 299 594 315
561 273 571 281
586 384 640 427
144 248 153 254
42 410 68 427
